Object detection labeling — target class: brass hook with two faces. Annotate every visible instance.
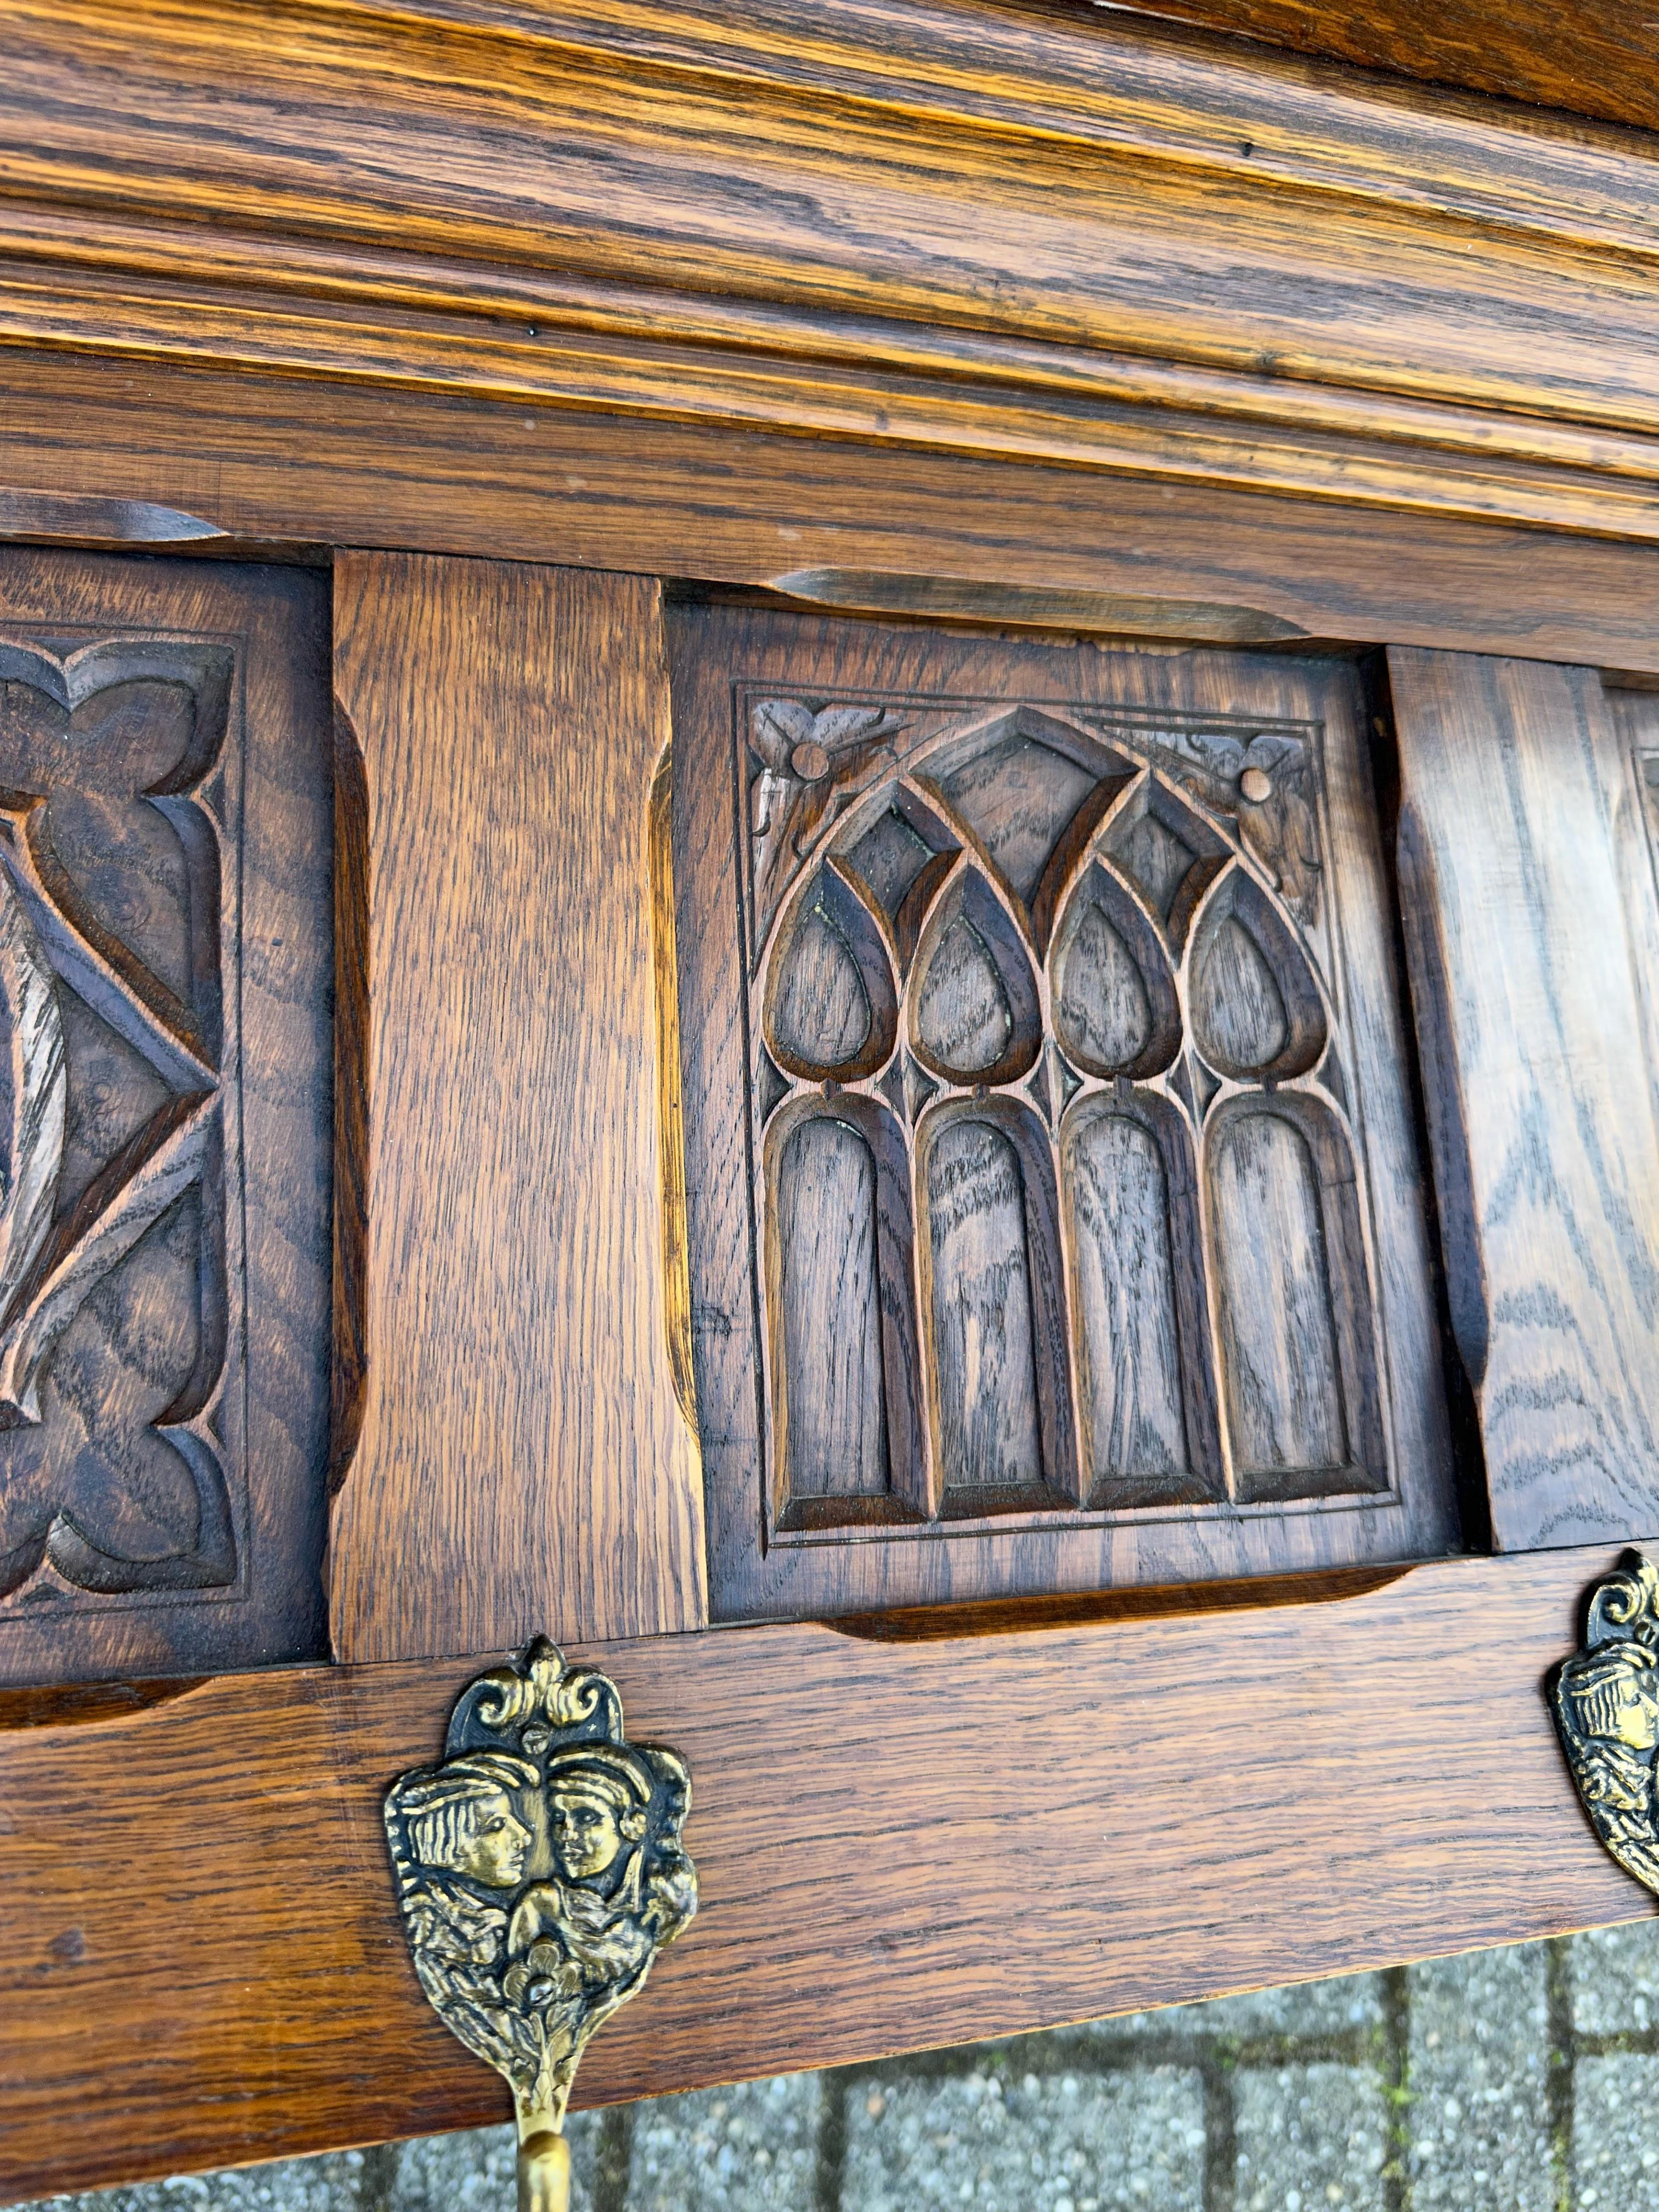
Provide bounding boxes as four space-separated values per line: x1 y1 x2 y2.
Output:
384 1640 697 2212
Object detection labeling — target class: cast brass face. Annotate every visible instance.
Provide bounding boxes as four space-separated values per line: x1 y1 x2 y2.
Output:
1552 1553 1659 1895
385 1640 697 2211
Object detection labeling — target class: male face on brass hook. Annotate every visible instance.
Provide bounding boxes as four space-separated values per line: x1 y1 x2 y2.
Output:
1564 1644 1659 1753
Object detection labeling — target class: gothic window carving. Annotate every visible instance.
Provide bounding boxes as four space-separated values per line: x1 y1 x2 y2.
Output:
671 608 1455 1620
746 693 1387 1531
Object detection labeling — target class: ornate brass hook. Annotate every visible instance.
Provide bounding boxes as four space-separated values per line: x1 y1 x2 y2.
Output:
385 1640 697 2212
1551 1551 1659 1897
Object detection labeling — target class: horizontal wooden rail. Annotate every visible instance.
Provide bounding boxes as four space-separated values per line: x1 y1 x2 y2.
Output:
0 1545 1643 2201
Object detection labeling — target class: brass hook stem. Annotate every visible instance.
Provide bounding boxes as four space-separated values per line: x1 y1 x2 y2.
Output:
516 2129 569 2212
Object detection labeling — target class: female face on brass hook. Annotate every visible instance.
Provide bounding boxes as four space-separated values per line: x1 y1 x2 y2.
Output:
1600 1664 1659 1752
550 1784 625 1880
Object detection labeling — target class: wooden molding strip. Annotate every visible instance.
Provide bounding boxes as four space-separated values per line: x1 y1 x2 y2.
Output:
0 1545 1643 2202
0 483 221 543
13 245 1659 543
13 344 1659 666
10 349 1659 678
12 2 1659 539
125 0 1659 259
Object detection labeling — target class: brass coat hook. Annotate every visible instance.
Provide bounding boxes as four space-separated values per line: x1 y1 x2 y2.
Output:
385 1640 697 2212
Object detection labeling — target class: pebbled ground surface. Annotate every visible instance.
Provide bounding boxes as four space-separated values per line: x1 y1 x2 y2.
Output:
21 1922 1659 2212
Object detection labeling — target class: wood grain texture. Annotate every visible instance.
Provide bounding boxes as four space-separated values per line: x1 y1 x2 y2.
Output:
14 0 1659 543
646 744 696 1433
0 1546 1646 2202
775 1116 891 1504
1209 1103 1370 1496
1064 1103 1205 1500
0 551 332 1685
924 1118 1050 1502
674 605 1455 1619
15 354 1659 678
326 554 706 1661
1391 649 1659 1551
1063 0 1659 140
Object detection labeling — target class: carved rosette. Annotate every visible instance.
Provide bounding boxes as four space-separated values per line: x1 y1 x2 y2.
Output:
385 1639 697 2141
1080 718 1324 929
747 698 911 963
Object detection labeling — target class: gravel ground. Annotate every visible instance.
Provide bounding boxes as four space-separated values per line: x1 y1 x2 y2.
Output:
21 1921 1659 2212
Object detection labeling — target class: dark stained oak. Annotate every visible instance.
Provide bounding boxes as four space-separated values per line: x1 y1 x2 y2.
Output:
1065 1102 1210 1504
326 554 706 1662
1391 649 1659 1551
924 1118 1053 1506
0 1546 1645 2204
775 1116 893 1509
673 604 1456 1619
9 4 1659 2193
0 550 333 1686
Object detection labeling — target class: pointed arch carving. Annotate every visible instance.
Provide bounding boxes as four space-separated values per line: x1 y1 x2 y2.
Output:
670 604 1454 1618
730 670 1392 1539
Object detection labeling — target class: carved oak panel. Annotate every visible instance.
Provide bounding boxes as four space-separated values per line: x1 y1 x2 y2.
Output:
0 550 334 1685
672 606 1457 1620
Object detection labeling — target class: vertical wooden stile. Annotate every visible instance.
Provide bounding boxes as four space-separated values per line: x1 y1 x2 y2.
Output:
328 554 706 1660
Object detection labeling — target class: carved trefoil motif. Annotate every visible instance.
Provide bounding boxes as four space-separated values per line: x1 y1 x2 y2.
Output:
0 632 242 1606
740 689 1388 1538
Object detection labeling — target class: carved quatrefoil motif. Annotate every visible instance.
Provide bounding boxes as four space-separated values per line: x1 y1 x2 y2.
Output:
0 636 233 1600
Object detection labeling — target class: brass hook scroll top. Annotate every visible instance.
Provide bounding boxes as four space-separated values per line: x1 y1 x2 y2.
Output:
384 1639 697 2212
